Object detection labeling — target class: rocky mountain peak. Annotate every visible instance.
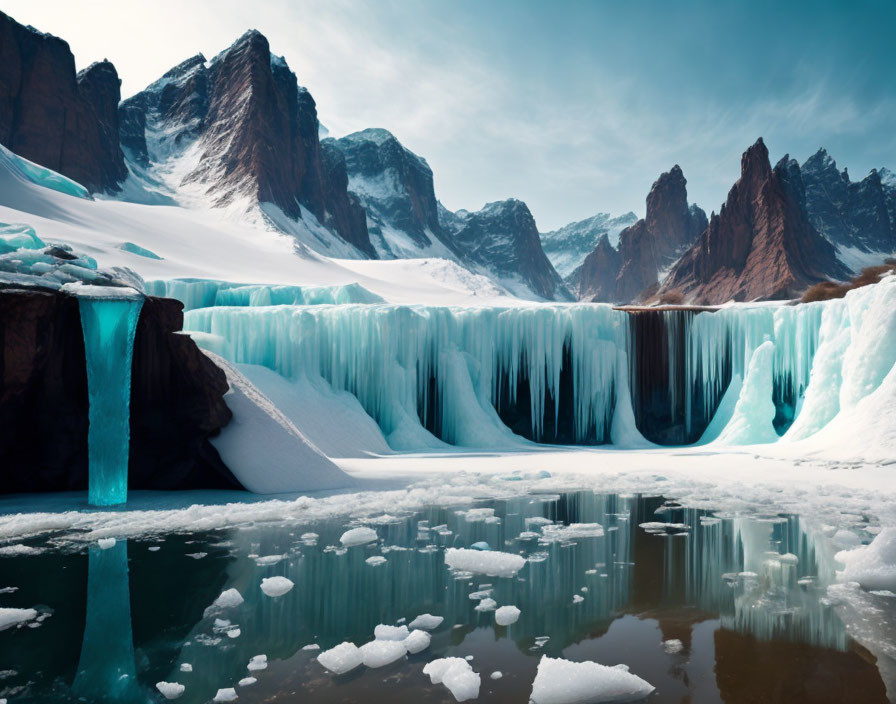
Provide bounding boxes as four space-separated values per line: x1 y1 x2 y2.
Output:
658 138 847 303
0 11 126 192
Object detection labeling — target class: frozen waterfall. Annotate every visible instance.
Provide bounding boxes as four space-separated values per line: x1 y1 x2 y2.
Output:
68 285 144 506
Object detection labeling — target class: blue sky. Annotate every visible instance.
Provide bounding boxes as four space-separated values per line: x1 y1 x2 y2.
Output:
6 0 895 229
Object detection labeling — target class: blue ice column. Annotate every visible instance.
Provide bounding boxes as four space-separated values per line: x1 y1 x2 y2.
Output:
76 292 144 506
73 540 140 700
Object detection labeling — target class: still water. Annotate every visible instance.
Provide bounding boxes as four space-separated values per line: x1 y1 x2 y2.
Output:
0 492 890 703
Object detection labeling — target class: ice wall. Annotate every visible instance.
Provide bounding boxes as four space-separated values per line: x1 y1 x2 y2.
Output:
178 278 896 452
146 278 384 311
72 286 144 506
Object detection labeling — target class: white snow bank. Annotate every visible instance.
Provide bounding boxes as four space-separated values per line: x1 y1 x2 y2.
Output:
529 656 654 704
340 526 378 546
0 143 89 199
204 352 354 493
0 607 38 631
236 364 391 458
445 548 526 577
495 605 521 626
318 642 363 675
423 657 481 702
836 528 896 591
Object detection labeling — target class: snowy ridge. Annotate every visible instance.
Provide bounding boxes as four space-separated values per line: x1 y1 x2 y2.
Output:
540 211 638 278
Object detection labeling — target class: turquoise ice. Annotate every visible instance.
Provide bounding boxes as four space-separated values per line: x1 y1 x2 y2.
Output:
74 287 144 506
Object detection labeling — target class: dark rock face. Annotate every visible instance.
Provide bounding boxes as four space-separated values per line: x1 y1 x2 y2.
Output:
659 139 848 304
801 148 896 256
569 234 621 302
331 128 448 258
443 199 571 300
121 31 374 256
0 287 240 493
0 11 126 192
574 165 706 302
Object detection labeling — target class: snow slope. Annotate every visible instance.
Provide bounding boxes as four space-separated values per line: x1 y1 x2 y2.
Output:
0 145 522 306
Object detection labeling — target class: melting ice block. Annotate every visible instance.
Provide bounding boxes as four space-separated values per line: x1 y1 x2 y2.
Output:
260 576 294 597
318 642 363 675
340 527 378 546
445 548 526 577
360 639 407 668
155 682 185 700
836 528 896 591
529 656 654 704
374 624 409 641
405 629 431 654
495 605 521 626
423 657 481 702
0 607 37 631
409 613 444 630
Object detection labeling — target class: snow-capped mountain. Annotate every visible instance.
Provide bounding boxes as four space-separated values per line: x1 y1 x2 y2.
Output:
571 165 706 302
540 211 637 279
332 127 568 300
328 128 452 259
117 30 375 259
440 199 572 301
801 148 896 263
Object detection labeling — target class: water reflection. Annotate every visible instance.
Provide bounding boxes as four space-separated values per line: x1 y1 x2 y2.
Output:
72 540 141 701
0 492 889 703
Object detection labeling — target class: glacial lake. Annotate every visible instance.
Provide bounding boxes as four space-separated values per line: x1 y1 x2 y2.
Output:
0 490 892 703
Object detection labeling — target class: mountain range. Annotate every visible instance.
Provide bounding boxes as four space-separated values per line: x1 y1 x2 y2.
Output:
1 11 893 304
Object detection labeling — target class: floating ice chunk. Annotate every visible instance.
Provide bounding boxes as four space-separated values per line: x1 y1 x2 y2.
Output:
836 528 896 591
0 544 43 556
423 658 481 702
212 589 244 610
247 654 268 672
317 643 363 675
491 671 503 680
186 552 207 559
405 629 431 654
374 624 410 641
474 598 497 612
302 643 321 650
238 677 256 687
155 681 185 699
410 613 444 630
495 605 520 626
572 595 584 604
469 590 493 600
366 556 387 566
471 541 491 551
148 546 161 552
227 628 241 638
541 523 605 542
663 639 683 654
0 608 37 631
179 663 193 673
300 532 319 542
340 527 378 546
260 576 294 597
97 538 116 550
445 548 526 577
254 554 287 566
529 656 655 704
213 688 237 701
360 639 407 668
639 522 689 535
